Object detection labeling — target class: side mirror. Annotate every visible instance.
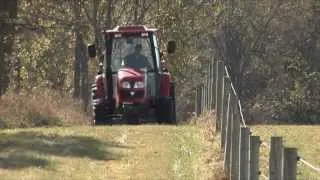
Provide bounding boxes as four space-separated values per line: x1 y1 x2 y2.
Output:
88 44 96 58
167 40 176 54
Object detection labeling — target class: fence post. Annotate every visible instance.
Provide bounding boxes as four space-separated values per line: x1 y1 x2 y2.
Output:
220 76 230 151
209 63 214 110
215 61 219 128
240 127 250 180
269 137 283 180
250 136 260 180
230 96 240 180
211 59 216 109
215 60 219 110
201 84 205 114
224 94 233 177
204 76 207 111
208 76 211 111
207 65 211 110
220 70 225 125
195 86 202 116
207 64 211 110
283 147 298 180
216 61 224 132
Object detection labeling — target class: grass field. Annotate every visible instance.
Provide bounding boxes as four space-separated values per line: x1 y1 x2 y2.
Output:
0 124 223 180
251 125 320 180
1 122 318 180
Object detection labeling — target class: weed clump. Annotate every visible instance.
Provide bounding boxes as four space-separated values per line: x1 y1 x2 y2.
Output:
0 89 89 129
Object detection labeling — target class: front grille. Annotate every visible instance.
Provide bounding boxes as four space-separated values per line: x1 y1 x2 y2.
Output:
121 90 144 99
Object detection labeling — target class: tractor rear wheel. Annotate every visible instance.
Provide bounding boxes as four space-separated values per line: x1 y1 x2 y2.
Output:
91 84 114 125
94 108 105 125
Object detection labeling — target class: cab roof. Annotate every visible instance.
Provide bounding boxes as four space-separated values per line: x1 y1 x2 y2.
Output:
104 25 157 34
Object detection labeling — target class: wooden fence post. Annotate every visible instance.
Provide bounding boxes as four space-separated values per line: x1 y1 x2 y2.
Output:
224 94 233 176
269 137 283 180
216 61 224 132
220 71 225 125
250 136 260 180
283 147 298 180
220 76 230 150
208 76 211 111
201 84 205 114
209 63 214 110
240 127 250 180
230 96 240 180
206 64 211 110
195 86 202 116
211 59 216 109
204 76 207 112
207 65 211 110
215 60 219 110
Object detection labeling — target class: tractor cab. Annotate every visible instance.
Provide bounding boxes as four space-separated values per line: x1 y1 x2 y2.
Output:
106 26 159 73
88 25 176 125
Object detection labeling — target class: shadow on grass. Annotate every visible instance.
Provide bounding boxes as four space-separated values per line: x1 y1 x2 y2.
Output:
0 153 50 169
0 131 130 169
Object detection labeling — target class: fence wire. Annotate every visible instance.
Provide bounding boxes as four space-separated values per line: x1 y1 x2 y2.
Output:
299 157 320 174
261 173 269 179
238 100 247 128
224 66 247 128
261 142 270 149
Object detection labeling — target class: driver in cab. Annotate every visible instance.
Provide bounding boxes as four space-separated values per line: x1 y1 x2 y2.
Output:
123 44 151 70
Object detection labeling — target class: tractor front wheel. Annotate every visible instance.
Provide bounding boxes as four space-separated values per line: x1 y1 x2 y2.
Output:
156 98 176 124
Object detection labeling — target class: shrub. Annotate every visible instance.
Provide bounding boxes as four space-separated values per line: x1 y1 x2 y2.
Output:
0 89 89 129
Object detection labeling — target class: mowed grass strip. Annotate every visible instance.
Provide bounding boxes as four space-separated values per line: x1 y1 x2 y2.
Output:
251 125 320 180
0 125 217 180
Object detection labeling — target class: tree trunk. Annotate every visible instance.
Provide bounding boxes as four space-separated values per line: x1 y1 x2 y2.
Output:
14 57 21 94
106 0 113 29
79 33 89 112
73 1 81 98
134 0 139 24
0 0 18 96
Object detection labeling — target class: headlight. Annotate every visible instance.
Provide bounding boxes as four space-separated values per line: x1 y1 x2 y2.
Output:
134 81 145 88
121 81 131 89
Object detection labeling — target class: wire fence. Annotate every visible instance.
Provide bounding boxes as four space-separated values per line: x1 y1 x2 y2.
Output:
194 59 320 180
299 158 320 173
261 173 269 180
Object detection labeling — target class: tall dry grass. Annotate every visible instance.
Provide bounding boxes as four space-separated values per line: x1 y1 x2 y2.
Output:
191 111 227 180
0 89 90 129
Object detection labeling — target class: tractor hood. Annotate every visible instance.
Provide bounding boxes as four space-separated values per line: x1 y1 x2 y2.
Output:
117 67 144 82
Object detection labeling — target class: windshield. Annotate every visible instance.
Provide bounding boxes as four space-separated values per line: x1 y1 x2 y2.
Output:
111 35 155 72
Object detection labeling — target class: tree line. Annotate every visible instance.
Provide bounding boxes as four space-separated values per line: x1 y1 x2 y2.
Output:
0 0 319 123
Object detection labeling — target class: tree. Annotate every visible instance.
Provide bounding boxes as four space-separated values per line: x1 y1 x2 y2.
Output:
0 0 18 96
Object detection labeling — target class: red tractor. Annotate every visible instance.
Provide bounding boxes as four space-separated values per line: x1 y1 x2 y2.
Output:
88 25 176 125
